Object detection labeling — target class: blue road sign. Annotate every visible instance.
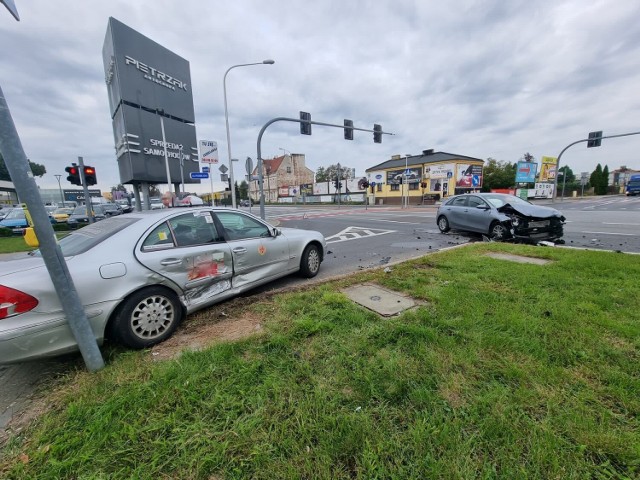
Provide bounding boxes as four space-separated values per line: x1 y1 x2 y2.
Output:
190 172 209 179
201 166 210 173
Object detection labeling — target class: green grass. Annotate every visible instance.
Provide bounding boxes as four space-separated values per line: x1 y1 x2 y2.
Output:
0 235 35 253
1 243 639 479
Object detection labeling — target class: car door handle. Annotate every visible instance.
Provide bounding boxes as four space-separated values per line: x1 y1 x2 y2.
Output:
232 247 247 255
160 258 183 266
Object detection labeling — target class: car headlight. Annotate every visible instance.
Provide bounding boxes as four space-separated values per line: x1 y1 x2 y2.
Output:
510 216 520 226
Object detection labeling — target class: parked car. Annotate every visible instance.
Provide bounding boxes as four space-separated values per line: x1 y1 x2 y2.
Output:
240 199 252 207
67 204 108 229
115 199 134 213
149 198 163 210
0 207 56 233
176 193 204 207
102 203 123 217
436 193 565 243
51 207 74 223
0 208 326 363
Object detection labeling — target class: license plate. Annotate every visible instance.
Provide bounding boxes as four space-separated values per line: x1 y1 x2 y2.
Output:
529 220 549 228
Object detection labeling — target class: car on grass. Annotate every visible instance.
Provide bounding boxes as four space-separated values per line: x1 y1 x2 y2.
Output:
436 193 565 243
0 208 326 364
67 204 108 229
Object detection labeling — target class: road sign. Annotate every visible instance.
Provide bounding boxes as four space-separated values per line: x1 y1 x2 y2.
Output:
190 172 209 179
201 166 209 173
218 164 228 174
246 157 254 176
199 140 219 164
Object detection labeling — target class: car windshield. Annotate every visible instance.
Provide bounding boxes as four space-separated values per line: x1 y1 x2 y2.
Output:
5 209 25 219
483 195 531 208
31 217 139 257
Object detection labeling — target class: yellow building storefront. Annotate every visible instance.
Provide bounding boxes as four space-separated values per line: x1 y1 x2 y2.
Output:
365 150 484 205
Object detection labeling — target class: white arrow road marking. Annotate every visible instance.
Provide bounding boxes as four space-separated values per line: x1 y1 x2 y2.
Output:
326 226 397 244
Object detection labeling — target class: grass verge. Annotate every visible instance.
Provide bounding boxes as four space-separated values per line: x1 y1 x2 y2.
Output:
1 243 639 479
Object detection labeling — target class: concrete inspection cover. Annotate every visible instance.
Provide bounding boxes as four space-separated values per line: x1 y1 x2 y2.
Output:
485 253 551 265
342 284 416 317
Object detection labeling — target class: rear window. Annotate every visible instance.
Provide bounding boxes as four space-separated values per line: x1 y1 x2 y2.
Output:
32 217 139 257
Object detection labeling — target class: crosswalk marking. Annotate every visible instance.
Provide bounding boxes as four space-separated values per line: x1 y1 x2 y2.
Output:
325 226 396 244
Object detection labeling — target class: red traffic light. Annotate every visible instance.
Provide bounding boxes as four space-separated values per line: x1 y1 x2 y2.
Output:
65 166 81 185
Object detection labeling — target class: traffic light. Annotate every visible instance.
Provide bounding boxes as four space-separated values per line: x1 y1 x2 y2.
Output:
373 124 382 143
83 166 97 186
420 181 428 189
587 131 603 148
334 178 340 190
344 119 354 140
65 165 81 185
300 111 312 135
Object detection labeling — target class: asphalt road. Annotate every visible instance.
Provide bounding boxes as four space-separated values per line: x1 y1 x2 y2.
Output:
2 195 640 439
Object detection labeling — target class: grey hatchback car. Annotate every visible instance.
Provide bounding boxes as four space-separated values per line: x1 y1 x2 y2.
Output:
436 193 565 242
0 208 326 364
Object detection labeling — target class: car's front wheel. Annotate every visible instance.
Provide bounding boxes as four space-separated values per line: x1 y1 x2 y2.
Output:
437 215 450 233
109 286 183 349
489 221 509 241
300 244 321 278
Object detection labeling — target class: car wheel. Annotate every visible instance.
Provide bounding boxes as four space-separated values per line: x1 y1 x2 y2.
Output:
489 221 509 241
437 215 450 233
109 286 182 349
300 244 321 278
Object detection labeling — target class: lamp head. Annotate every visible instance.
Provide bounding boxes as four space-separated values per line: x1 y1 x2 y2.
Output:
262 59 275 65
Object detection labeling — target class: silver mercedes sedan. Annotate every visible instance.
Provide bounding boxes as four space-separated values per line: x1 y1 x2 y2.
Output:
0 208 326 364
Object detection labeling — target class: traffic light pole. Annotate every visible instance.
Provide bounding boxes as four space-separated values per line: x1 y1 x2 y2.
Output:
552 130 640 202
0 84 104 371
256 116 392 219
77 156 94 224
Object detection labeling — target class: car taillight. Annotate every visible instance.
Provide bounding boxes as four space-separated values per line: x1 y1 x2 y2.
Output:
0 285 38 319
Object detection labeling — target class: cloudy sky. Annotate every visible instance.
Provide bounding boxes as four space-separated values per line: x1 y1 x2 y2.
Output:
1 0 639 194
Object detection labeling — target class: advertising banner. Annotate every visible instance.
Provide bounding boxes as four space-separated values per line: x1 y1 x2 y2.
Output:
386 168 421 185
515 161 537 183
540 156 557 182
199 140 219 164
455 164 483 188
425 164 454 179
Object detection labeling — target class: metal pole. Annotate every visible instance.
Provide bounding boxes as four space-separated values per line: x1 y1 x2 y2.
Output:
179 145 184 194
55 174 64 206
160 116 172 192
0 84 104 371
224 60 275 210
77 156 93 224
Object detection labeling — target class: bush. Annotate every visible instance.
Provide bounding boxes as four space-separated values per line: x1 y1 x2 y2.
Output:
52 223 70 232
0 227 13 237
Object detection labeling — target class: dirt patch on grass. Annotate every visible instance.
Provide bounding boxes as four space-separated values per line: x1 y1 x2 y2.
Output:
149 312 264 361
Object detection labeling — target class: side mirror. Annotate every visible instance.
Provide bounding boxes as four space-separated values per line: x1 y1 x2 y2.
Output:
272 227 281 237
476 204 490 210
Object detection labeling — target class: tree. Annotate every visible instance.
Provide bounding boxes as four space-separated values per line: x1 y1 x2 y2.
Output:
238 180 249 200
522 152 535 162
316 164 352 183
557 165 576 184
590 164 609 195
602 165 609 194
0 153 47 180
481 158 517 191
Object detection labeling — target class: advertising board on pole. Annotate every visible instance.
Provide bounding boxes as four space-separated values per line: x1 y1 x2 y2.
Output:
199 140 219 164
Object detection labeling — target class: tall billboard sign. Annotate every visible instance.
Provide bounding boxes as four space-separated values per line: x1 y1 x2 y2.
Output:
103 17 199 184
540 156 557 182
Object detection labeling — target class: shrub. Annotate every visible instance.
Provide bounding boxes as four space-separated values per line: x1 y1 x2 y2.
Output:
0 227 13 237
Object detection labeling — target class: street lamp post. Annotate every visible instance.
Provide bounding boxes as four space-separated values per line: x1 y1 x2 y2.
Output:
404 154 411 208
223 59 275 209
178 145 184 195
54 174 64 206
